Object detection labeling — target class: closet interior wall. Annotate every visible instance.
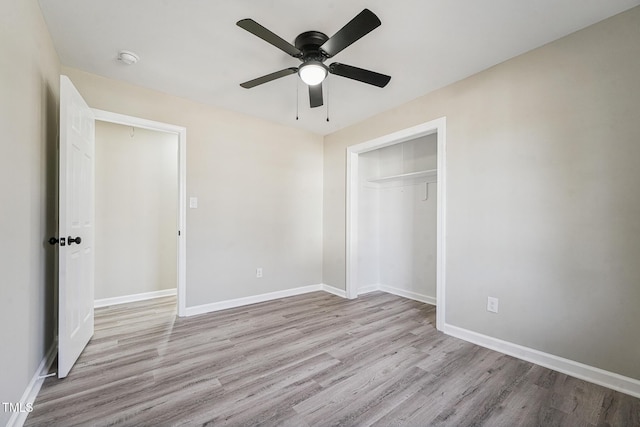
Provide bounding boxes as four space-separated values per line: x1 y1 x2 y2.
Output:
95 121 179 300
357 134 438 302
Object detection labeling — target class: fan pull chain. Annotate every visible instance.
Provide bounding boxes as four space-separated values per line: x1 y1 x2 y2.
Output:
295 80 299 121
326 79 330 122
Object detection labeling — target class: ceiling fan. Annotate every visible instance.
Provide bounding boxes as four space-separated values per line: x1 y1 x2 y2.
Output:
237 9 391 109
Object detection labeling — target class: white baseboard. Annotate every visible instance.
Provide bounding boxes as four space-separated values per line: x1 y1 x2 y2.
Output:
321 284 347 298
94 288 177 308
184 283 440 317
185 284 327 317
7 339 57 427
361 283 437 306
380 284 437 305
443 323 640 399
357 284 380 295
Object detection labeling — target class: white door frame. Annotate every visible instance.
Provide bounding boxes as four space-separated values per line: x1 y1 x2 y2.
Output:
346 117 447 330
92 109 187 317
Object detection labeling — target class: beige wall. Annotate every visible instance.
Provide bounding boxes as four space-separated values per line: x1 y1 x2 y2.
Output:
0 0 60 423
63 67 324 307
323 7 640 379
95 122 178 300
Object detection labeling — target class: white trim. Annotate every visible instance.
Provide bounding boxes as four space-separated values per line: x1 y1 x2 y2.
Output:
185 285 326 317
94 289 177 308
345 150 359 299
185 285 348 316
379 284 436 306
444 323 640 399
355 283 436 305
184 284 443 318
321 284 347 298
435 120 447 331
357 284 380 295
91 109 188 317
345 117 447 329
7 341 57 427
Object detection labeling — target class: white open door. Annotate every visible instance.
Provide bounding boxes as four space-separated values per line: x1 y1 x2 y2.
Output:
58 75 95 378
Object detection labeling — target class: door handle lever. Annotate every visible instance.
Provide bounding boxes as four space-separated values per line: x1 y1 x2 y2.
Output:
68 236 82 245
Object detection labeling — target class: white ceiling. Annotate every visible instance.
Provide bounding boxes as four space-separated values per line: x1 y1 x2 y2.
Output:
38 0 639 136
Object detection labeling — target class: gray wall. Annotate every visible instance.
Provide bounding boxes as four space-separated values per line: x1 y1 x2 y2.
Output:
0 0 60 424
95 121 178 300
323 7 640 380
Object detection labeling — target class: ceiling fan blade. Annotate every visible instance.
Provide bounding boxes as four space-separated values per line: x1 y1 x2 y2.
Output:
309 83 323 108
329 63 391 88
240 68 298 89
237 19 302 57
320 9 381 58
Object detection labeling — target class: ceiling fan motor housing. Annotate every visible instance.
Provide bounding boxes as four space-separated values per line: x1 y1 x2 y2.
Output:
295 31 329 63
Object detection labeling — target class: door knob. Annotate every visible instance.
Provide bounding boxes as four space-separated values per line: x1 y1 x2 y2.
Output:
48 237 58 245
68 236 82 245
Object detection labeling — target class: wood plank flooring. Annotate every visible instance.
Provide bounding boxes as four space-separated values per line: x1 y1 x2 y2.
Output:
25 292 640 426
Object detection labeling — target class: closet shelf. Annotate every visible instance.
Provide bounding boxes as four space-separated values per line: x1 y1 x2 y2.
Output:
368 169 437 185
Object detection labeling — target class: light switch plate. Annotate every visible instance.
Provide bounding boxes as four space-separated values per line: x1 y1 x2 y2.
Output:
189 197 198 209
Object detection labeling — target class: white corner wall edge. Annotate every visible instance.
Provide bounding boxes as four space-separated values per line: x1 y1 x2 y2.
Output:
94 289 177 308
443 323 640 399
7 340 57 427
185 285 322 316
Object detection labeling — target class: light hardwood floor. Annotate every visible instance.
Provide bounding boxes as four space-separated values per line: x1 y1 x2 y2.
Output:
26 292 639 426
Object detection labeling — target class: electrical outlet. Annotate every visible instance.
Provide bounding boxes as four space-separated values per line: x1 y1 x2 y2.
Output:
487 297 499 313
256 268 263 278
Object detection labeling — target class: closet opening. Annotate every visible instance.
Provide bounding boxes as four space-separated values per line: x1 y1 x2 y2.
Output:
346 118 446 330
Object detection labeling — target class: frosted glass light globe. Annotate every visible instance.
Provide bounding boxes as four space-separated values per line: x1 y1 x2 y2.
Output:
299 61 328 85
